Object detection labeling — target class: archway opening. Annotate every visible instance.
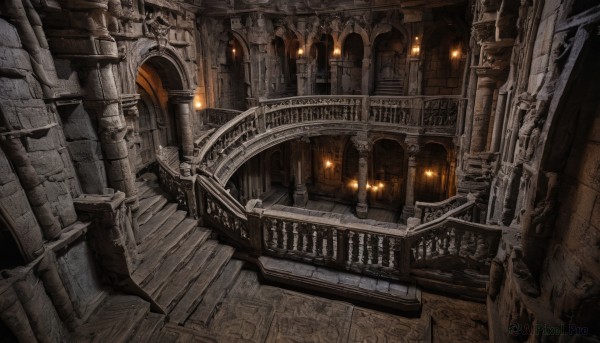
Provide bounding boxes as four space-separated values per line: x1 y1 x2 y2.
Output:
422 26 466 95
341 33 364 95
219 32 247 111
286 38 300 96
270 37 286 96
415 143 450 202
310 34 334 95
371 139 404 209
135 58 181 172
373 29 407 96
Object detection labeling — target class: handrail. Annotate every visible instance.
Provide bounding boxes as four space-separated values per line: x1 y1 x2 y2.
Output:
414 194 470 224
196 95 465 184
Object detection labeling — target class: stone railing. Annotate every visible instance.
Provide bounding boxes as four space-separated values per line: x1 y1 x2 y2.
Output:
195 177 502 296
156 154 197 219
196 95 465 184
406 217 501 272
414 194 470 224
204 108 243 128
197 175 251 248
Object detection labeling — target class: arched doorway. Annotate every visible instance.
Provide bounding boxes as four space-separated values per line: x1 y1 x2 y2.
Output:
415 143 450 202
372 29 407 96
371 139 404 207
310 34 334 95
286 38 300 96
269 37 286 96
341 33 364 95
422 26 466 95
135 57 182 172
218 32 248 110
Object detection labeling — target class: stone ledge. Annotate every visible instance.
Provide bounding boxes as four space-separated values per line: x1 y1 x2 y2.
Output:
257 256 422 313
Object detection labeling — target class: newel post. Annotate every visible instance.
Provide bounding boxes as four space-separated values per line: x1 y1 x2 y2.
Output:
246 199 263 255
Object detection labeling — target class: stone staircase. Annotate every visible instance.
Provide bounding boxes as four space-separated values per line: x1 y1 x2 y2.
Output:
71 175 245 342
373 79 403 96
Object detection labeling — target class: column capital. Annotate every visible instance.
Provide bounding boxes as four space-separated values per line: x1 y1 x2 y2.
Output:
168 90 195 103
405 136 421 157
351 133 372 154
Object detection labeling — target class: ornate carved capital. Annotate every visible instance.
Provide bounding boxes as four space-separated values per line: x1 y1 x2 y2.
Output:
405 136 420 157
351 133 372 154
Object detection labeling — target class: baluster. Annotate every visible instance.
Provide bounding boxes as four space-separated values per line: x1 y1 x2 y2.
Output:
297 223 305 252
362 233 370 265
327 228 334 258
276 220 284 250
285 223 297 251
431 234 438 257
421 237 427 261
266 220 274 248
316 226 323 257
352 231 360 262
371 235 380 265
454 229 463 256
306 224 314 254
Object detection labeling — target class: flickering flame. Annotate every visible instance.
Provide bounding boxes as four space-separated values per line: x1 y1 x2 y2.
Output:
195 101 202 109
425 170 434 177
372 186 378 191
378 182 384 189
349 180 359 189
415 36 419 41
232 48 236 54
451 50 460 59
325 160 332 168
333 48 341 56
298 48 304 56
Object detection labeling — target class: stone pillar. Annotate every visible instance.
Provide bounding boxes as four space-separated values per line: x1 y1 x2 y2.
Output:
402 140 420 221
330 58 340 95
470 74 497 154
408 56 422 96
83 62 138 210
296 57 307 96
490 90 508 153
361 57 371 95
351 134 372 219
169 90 195 165
293 140 308 207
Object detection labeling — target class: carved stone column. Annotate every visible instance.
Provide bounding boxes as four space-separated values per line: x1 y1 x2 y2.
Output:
293 139 308 207
352 133 372 219
402 139 420 221
330 58 340 95
169 90 195 165
361 57 371 95
469 74 496 154
296 57 307 96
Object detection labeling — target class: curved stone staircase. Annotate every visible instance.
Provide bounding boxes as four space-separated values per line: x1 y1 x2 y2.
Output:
71 176 244 342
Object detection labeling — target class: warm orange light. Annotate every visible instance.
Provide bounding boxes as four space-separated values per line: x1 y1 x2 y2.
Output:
333 48 341 56
451 50 460 59
372 186 378 191
411 45 420 56
415 36 419 41
325 160 332 168
378 182 384 189
298 48 304 56
232 48 236 54
195 101 202 109
425 170 434 177
366 183 371 189
349 180 359 189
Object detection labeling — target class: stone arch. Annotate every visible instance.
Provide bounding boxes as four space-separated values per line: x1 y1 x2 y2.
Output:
340 32 364 95
372 27 409 95
415 143 450 202
422 24 467 95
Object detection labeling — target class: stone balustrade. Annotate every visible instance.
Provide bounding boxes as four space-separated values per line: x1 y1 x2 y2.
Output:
196 95 465 184
202 108 243 128
156 153 197 219
195 174 501 296
414 194 470 224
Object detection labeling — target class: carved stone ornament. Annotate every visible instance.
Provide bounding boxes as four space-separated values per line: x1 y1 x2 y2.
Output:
145 12 171 53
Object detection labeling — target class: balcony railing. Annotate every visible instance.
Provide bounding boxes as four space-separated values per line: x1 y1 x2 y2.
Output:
196 95 465 184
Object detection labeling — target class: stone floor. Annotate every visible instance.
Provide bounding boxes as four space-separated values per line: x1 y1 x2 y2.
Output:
260 187 401 224
158 269 489 343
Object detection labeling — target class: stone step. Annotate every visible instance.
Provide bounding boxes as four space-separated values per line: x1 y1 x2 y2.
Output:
155 242 232 313
142 229 213 295
71 295 150 343
185 259 245 329
138 197 169 226
128 312 166 343
138 195 164 216
168 248 238 324
257 256 422 313
138 203 178 240
138 211 188 254
133 213 193 284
